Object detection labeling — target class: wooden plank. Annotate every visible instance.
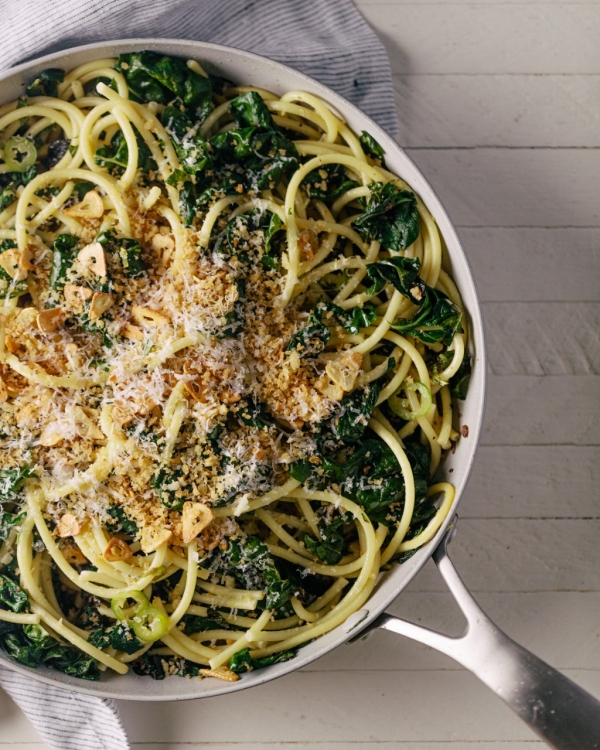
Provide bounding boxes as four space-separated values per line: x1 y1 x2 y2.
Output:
460 447 600 518
458 228 600 302
407 519 600 593
0 691 39 743
355 3 600 74
406 148 600 228
483 303 600 376
481 375 600 446
394 75 600 149
131 744 545 749
308 592 600 672
119 670 600 744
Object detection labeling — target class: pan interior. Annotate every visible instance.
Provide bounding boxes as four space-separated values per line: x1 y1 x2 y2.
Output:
0 39 486 701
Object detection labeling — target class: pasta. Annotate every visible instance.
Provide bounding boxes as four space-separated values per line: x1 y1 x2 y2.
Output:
0 52 470 682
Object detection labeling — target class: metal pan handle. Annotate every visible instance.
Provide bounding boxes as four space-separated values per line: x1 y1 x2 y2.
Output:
358 525 600 749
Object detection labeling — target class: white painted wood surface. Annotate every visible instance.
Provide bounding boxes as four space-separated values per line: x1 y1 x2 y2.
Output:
1 1 599 747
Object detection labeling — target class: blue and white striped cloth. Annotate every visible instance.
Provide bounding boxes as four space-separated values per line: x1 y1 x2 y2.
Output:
0 2 397 748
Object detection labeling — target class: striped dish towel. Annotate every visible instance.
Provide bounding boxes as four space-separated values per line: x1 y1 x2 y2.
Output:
0 1 397 748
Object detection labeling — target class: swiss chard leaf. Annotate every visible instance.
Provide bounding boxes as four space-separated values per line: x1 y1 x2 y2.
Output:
352 182 419 251
116 52 213 122
26 68 64 98
228 646 296 674
229 91 273 129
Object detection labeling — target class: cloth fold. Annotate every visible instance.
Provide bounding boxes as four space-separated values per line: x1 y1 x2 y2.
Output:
0 1 397 748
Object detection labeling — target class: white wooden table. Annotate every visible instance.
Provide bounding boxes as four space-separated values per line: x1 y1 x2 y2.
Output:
2 1 599 747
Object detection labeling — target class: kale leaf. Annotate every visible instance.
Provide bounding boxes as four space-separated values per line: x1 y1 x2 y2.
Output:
1 623 100 679
97 228 146 277
95 128 156 175
304 515 347 564
26 68 65 98
89 621 143 655
0 574 28 613
0 240 28 299
105 504 138 536
286 299 376 359
116 52 213 122
286 310 330 358
366 256 463 346
209 126 299 194
391 288 462 346
319 380 381 448
0 466 35 504
0 511 26 544
234 396 271 430
229 91 273 129
152 466 190 511
352 182 419 251
162 105 211 174
210 535 295 610
228 646 296 674
450 354 472 399
301 162 359 201
316 299 377 336
133 653 201 679
360 131 386 166
291 439 431 527
49 233 79 290
181 612 232 635
220 278 246 337
0 165 37 212
365 256 425 303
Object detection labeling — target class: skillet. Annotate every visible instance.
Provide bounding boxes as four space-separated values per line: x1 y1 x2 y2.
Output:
0 39 598 750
